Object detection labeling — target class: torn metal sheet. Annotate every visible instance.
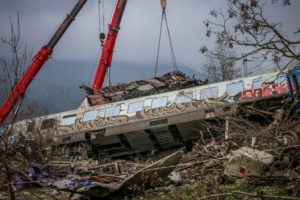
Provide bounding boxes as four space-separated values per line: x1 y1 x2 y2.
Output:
224 147 274 177
87 71 208 106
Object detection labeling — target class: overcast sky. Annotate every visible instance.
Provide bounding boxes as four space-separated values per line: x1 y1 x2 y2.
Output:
0 0 299 72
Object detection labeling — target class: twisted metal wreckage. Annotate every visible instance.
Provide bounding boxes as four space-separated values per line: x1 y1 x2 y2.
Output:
4 66 299 159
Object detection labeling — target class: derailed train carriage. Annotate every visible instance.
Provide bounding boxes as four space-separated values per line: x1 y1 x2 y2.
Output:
0 0 297 161
5 69 291 159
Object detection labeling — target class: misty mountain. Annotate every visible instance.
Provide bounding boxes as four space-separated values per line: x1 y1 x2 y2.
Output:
0 60 206 116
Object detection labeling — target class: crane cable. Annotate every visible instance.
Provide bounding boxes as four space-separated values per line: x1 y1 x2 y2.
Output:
98 0 106 46
155 11 164 77
155 0 178 76
88 0 106 87
99 0 112 87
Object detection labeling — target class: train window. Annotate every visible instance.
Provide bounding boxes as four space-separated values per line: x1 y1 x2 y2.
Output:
105 105 121 117
277 75 287 84
151 97 168 109
226 81 244 97
82 111 98 122
176 95 192 104
41 118 56 129
128 101 144 114
200 87 218 99
27 121 35 132
253 79 262 89
61 115 76 126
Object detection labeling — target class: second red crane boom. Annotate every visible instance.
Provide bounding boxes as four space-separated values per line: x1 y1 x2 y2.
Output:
92 0 128 91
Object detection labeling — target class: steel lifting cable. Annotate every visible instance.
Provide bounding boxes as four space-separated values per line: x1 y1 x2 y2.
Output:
101 0 105 32
88 0 104 86
98 0 102 35
164 14 178 72
99 0 111 86
155 12 164 77
96 0 112 87
155 0 178 76
88 0 106 86
98 0 106 46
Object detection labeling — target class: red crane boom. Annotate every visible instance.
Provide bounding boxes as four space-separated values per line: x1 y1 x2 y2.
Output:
0 0 87 125
92 0 128 91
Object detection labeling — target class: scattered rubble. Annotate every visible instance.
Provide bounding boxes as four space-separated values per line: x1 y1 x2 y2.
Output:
1 108 300 199
50 150 183 198
0 150 183 199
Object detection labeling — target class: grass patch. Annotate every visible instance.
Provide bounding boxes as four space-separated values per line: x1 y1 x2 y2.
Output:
134 182 300 200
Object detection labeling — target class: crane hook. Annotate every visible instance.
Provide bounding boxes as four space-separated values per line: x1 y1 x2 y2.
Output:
161 0 167 14
99 32 106 46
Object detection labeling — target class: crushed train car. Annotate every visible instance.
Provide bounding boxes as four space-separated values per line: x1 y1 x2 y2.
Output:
3 67 296 159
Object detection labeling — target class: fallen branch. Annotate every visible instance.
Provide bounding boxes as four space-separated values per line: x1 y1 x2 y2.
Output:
198 192 233 199
177 157 228 168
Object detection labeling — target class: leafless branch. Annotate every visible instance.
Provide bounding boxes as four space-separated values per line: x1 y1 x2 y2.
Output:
203 0 300 72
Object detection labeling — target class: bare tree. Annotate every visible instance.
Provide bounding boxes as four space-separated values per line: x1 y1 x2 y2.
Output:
202 42 239 82
201 0 300 71
0 15 49 200
0 14 28 200
0 14 32 124
0 14 30 96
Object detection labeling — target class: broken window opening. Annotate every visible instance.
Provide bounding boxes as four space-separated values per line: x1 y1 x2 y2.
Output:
61 115 77 126
106 105 121 117
128 101 144 114
176 95 192 104
82 111 98 122
151 97 168 109
253 79 262 89
200 87 218 99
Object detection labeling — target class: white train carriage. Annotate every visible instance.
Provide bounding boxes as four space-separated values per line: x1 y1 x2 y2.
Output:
7 70 289 158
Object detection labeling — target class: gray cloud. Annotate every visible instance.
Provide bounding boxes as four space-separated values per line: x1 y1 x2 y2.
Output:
1 0 300 114
0 0 299 72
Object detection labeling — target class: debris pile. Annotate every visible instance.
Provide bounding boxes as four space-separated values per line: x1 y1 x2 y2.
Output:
0 150 184 199
1 107 300 199
86 70 208 105
167 110 300 199
129 108 299 199
49 159 146 178
130 107 300 199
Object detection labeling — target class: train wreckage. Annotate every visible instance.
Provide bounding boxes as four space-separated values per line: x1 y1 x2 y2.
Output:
1 0 300 199
3 67 295 159
1 0 299 160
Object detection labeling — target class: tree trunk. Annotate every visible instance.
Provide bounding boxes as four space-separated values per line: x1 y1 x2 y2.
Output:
4 163 15 200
